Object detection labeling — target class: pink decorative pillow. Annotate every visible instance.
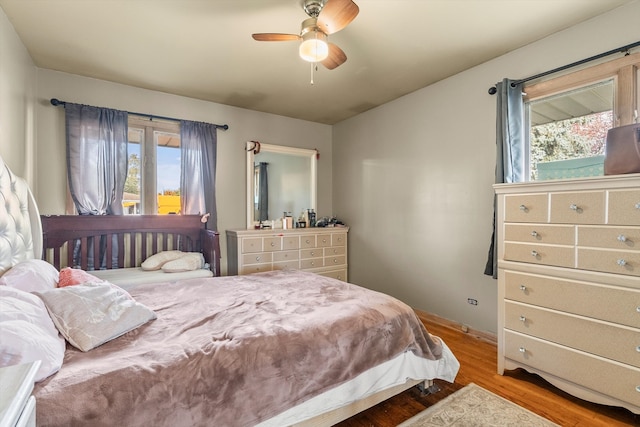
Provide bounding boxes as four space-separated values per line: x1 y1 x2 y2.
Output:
0 259 59 293
58 267 103 287
0 286 66 381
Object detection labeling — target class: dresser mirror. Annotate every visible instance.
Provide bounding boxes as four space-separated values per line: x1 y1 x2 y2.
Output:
246 142 317 229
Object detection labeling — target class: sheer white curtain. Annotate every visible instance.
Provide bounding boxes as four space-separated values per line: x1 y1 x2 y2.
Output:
64 103 128 268
180 120 218 231
484 79 525 278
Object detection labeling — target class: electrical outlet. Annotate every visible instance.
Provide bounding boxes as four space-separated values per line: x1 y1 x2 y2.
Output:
467 298 478 306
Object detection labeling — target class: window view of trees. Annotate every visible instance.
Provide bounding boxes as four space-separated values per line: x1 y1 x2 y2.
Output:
529 110 612 180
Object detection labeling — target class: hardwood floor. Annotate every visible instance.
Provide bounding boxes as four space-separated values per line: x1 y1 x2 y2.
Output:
336 313 639 427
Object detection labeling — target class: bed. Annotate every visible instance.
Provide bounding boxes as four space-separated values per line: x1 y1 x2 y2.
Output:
0 156 459 426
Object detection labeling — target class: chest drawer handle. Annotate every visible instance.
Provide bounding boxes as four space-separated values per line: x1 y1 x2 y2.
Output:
311 251 315 256
270 242 275 247
617 259 627 267
519 204 528 212
333 259 338 263
519 316 526 322
531 250 539 258
519 285 527 292
569 204 579 211
636 386 640 393
305 239 311 244
617 235 627 242
635 203 640 210
519 347 527 354
636 346 640 353
256 256 261 262
530 231 538 237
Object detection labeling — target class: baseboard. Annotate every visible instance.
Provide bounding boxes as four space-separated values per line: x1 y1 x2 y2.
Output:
414 309 497 345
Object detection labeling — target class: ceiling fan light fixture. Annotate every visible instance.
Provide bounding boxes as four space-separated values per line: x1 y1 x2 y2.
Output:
299 30 329 62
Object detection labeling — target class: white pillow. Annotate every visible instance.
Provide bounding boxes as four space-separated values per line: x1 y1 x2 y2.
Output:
0 287 66 382
140 250 184 271
0 259 59 293
35 282 156 352
161 252 204 273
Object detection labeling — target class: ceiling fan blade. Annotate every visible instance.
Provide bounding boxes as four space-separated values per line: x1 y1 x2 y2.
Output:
321 43 347 70
317 0 359 35
252 33 301 42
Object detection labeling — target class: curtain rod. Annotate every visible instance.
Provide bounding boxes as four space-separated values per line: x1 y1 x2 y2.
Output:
488 40 640 95
49 98 229 130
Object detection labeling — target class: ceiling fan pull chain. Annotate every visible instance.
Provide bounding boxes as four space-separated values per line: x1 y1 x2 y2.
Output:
310 62 315 85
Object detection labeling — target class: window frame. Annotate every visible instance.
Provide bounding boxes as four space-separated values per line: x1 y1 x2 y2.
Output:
523 52 639 180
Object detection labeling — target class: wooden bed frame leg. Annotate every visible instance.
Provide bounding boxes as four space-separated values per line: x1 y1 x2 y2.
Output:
417 380 441 395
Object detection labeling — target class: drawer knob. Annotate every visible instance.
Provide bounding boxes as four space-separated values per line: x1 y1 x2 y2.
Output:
334 259 338 263
311 251 315 256
311 261 315 266
519 316 526 322
305 239 311 244
530 231 538 237
519 347 526 354
531 250 539 258
617 259 627 267
256 256 261 261
617 235 627 242
635 203 640 210
636 346 640 353
322 239 327 243
519 204 528 212
519 285 527 292
569 203 580 211
271 242 275 247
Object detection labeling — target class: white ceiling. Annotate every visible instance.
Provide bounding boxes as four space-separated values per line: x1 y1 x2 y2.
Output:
0 0 633 125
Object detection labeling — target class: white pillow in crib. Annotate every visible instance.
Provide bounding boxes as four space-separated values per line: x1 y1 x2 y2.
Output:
140 250 184 271
161 252 204 273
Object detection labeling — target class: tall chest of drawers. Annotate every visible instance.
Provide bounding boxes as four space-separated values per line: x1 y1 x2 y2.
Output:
494 174 640 414
226 227 348 281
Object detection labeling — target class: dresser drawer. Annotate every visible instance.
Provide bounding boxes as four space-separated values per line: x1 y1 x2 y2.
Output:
317 234 333 247
577 248 640 277
504 271 640 328
300 248 322 259
505 301 640 367
240 264 272 274
318 268 348 281
273 250 299 263
608 189 640 225
242 237 263 253
577 226 640 250
504 224 574 245
504 193 548 223
242 252 273 265
324 246 346 256
273 260 299 270
549 191 605 224
504 330 640 407
504 242 574 268
282 236 299 250
332 232 347 246
300 258 324 269
300 235 317 249
324 255 346 268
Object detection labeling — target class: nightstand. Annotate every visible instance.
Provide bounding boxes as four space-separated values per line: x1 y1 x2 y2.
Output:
0 361 41 427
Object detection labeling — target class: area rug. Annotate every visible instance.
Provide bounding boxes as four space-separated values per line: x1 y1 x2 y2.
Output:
398 383 559 426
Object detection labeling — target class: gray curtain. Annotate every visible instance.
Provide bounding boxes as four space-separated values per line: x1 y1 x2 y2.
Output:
180 120 218 231
258 162 268 222
484 79 525 278
65 103 128 268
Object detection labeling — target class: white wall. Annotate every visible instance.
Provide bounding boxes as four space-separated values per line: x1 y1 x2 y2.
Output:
332 1 640 334
0 7 36 181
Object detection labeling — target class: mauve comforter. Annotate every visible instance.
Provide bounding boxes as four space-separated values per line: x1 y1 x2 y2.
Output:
34 269 447 427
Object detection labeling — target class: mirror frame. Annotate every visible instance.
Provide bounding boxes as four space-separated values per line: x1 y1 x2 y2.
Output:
246 142 317 229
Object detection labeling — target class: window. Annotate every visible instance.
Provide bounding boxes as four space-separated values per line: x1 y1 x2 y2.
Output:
524 53 639 181
124 116 181 214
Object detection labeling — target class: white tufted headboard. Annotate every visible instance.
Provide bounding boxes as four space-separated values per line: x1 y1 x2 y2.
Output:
0 156 43 276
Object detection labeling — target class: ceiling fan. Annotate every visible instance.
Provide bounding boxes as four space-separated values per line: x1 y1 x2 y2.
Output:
252 0 359 70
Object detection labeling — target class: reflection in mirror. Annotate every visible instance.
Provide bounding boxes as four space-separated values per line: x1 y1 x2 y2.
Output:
246 142 317 229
